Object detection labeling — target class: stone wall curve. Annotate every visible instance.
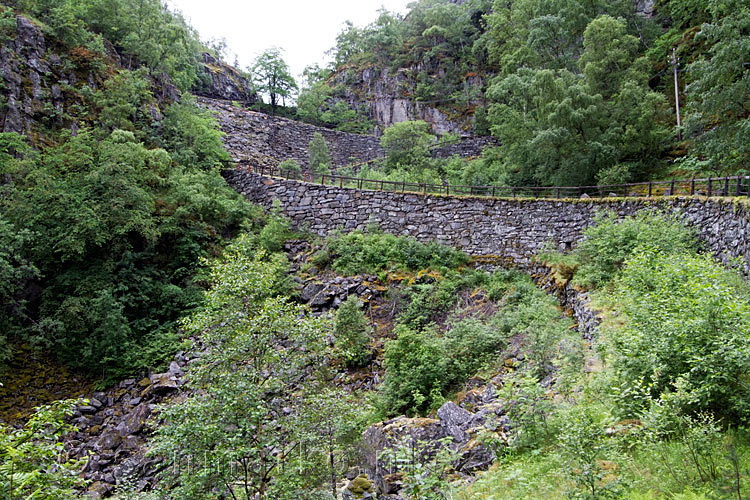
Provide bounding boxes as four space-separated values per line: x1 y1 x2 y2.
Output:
225 169 750 274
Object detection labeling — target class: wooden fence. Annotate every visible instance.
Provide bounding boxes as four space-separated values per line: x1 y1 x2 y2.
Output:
236 162 750 200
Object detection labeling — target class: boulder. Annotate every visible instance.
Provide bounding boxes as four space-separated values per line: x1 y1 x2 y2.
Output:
342 473 377 500
362 400 506 496
116 403 151 437
141 373 178 397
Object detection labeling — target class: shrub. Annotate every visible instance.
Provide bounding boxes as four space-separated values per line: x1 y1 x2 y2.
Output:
398 270 485 330
308 132 331 174
443 317 506 382
559 408 621 499
334 296 371 368
380 269 572 416
609 248 750 421
258 200 293 253
380 120 435 172
0 400 88 499
278 158 302 175
380 325 449 416
540 211 697 288
326 229 469 276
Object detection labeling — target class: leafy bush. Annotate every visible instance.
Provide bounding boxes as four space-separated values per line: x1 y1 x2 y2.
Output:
258 201 294 253
326 229 469 276
398 270 485 330
0 400 88 499
380 120 435 172
278 158 302 175
608 248 750 421
334 296 371 368
540 211 696 288
380 325 449 416
443 317 506 383
559 408 621 499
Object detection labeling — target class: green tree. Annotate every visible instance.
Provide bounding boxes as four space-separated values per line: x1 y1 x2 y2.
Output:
684 0 750 172
579 15 642 98
150 239 332 500
300 388 362 499
488 68 614 186
334 295 371 368
380 120 435 173
308 132 332 174
251 47 298 113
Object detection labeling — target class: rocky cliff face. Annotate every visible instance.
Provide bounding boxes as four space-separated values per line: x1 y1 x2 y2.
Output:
0 14 254 141
330 66 484 136
194 52 257 104
0 14 118 139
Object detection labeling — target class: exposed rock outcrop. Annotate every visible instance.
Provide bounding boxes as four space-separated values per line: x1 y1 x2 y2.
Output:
363 397 505 497
194 52 257 104
65 350 199 498
330 66 485 136
0 14 102 137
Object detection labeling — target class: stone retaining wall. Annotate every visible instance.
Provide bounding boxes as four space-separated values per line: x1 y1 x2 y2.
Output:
199 97 495 170
226 170 750 274
431 136 499 159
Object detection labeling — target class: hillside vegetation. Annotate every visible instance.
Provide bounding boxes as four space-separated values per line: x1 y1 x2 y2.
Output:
0 0 254 384
300 0 748 185
0 1 749 499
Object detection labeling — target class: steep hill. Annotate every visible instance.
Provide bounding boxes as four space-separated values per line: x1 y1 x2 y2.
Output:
300 0 749 186
0 0 255 386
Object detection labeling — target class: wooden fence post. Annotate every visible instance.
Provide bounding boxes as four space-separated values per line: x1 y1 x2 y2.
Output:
708 177 712 197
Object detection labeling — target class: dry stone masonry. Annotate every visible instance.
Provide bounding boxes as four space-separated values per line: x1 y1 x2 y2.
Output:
226 170 750 274
199 97 496 171
200 97 383 169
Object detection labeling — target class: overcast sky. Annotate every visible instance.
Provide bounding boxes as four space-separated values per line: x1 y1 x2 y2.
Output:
166 0 412 84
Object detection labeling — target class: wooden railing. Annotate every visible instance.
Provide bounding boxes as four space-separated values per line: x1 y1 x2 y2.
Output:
235 162 750 200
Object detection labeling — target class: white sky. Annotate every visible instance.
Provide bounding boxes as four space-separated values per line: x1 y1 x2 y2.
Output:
166 0 412 84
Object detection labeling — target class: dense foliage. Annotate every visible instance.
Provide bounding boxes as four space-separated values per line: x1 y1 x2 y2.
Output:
610 248 750 422
379 268 574 416
463 211 750 499
334 295 371 368
539 210 697 288
0 80 253 382
0 399 86 499
150 236 360 500
310 0 747 184
308 132 332 174
324 228 469 276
